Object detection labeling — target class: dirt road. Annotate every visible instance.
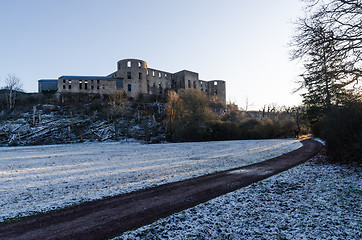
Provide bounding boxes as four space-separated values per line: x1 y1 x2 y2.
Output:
0 139 323 240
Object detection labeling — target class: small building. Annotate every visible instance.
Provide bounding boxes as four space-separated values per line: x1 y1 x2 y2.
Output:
38 79 58 93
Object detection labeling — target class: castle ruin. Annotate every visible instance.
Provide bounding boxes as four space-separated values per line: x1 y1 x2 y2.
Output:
39 58 226 105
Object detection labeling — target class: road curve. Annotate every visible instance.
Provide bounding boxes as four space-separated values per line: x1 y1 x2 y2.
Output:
0 139 323 240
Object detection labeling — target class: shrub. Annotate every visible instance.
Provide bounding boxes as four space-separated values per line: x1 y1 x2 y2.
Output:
320 101 362 163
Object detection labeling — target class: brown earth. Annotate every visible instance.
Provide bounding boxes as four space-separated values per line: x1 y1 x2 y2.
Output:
0 139 323 240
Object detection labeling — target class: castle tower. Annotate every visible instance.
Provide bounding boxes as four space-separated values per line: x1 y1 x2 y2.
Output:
114 59 148 99
207 80 226 105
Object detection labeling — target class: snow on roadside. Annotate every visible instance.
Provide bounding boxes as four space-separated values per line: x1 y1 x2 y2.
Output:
0 139 301 222
117 156 361 240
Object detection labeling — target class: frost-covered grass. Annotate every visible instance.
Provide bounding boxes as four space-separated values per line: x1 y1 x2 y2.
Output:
0 139 301 222
117 156 361 240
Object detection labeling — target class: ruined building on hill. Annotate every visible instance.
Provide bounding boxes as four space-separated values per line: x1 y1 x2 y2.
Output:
38 59 226 105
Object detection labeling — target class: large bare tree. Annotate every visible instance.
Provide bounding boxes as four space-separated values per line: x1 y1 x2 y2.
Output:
290 0 361 119
4 74 23 111
292 0 361 72
164 90 184 139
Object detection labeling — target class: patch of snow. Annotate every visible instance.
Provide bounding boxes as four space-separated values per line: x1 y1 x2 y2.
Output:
117 157 361 239
0 139 301 222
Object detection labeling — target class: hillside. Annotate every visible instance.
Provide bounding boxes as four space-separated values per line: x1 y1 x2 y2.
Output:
0 102 166 146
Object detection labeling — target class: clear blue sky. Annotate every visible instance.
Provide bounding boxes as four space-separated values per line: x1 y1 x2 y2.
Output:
0 0 304 110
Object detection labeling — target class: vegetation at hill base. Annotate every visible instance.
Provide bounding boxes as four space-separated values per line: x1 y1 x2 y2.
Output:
0 87 306 146
163 89 306 142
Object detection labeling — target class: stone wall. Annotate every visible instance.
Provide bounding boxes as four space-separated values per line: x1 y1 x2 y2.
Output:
57 76 121 95
146 68 172 96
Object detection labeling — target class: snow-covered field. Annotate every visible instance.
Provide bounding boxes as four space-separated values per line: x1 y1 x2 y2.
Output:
0 139 301 222
117 156 362 240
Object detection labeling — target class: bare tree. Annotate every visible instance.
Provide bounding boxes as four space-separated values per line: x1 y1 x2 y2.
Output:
4 74 22 111
109 89 129 120
164 90 184 138
290 0 361 118
292 0 362 78
164 89 215 141
181 89 214 125
108 90 129 140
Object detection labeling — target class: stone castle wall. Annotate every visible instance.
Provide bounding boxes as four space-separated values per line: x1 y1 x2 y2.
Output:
54 58 226 105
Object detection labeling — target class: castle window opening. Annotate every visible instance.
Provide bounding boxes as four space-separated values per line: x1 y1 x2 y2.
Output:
69 80 72 84
63 85 66 89
139 72 142 80
97 80 100 85
91 85 94 90
193 81 196 89
102 86 105 90
127 72 132 79
63 79 65 83
158 72 162 78
147 70 149 75
69 85 71 89
138 62 141 68
128 84 132 92
214 81 217 86
85 82 88 90
147 80 150 93
152 71 155 77
79 82 82 90
153 82 156 87
188 80 191 88
97 86 99 90
165 74 168 79
214 89 218 95
127 61 131 68
159 83 162 94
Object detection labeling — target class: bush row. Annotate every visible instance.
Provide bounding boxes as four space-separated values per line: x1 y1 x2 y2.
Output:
315 101 362 163
172 118 299 142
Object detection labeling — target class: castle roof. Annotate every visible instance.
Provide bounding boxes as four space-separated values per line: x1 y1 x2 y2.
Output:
38 79 58 82
59 76 123 80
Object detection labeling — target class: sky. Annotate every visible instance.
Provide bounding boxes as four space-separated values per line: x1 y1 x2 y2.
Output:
0 0 305 110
